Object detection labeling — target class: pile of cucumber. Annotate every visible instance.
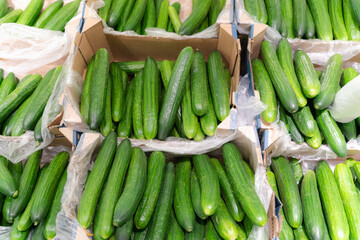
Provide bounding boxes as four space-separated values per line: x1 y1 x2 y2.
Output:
244 0 360 40
268 156 360 240
99 0 225 35
0 66 62 142
81 47 231 141
0 150 69 240
252 38 357 157
77 132 267 239
0 0 80 31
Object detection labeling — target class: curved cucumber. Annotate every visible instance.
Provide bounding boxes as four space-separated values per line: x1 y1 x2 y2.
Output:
292 106 317 138
190 169 208 220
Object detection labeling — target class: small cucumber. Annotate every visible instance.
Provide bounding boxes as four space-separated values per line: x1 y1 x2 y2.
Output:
100 75 113 136
211 198 238 239
305 124 322 149
98 0 112 22
117 80 135 137
190 169 208 220
307 0 333 40
179 0 211 35
34 117 43 142
16 0 44 26
132 70 145 139
168 5 181 34
0 73 18 103
80 56 95 124
11 216 31 240
33 0 63 28
279 0 294 38
116 0 136 31
191 50 209 116
292 106 318 138
110 62 125 122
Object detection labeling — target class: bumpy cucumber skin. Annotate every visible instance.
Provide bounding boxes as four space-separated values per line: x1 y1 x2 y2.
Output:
329 0 348 40
307 0 333 40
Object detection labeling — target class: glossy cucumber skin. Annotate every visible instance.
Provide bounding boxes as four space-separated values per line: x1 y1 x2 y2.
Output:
168 5 181 34
244 0 262 22
193 154 220 216
77 132 117 229
184 218 205 240
251 58 277 123
261 41 298 113
100 75 113 136
342 67 358 86
316 160 349 240
34 117 43 142
293 225 311 239
0 156 17 197
0 0 7 18
316 109 347 157
271 156 303 228
3 162 22 223
200 87 217 137
43 0 81 31
95 139 132 239
205 219 221 239
107 0 127 28
350 0 360 25
335 164 360 240
11 216 31 240
123 0 147 31
0 73 18 104
117 79 135 137
113 148 147 226
292 106 317 138
191 50 209 116
33 0 63 28
16 0 44 26
293 0 306 38
179 0 211 35
156 0 169 29
134 152 166 230
305 4 316 39
142 0 156 34
307 0 333 40
344 0 360 40
182 76 198 139
329 0 348 40
114 219 133 240
167 209 185 240
222 143 267 227
132 70 145 139
110 62 125 122
80 56 95 124
279 0 294 38
211 198 239 240
190 169 208 220
145 162 175 240
0 9 23 24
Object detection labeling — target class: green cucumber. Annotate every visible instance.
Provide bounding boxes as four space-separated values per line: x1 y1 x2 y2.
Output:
184 218 205 240
0 0 7 18
34 117 43 142
289 158 303 185
123 0 147 31
193 121 205 141
77 132 117 229
113 148 147 226
294 50 321 98
344 158 356 181
0 9 22 24
107 0 126 28
80 56 95 124
145 162 175 240
167 2 180 33
244 0 262 23
100 74 113 136
31 220 45 240
329 0 348 40
293 225 310 239
261 41 298 113
182 76 198 139
344 0 360 40
174 158 195 232
211 198 238 239
301 170 327 240
168 5 181 34
264 0 282 30
316 160 349 240
251 58 277 123
114 219 133 240
11 216 31 240
193 154 220 216
116 0 135 31
0 156 17 197
342 67 358 86
316 109 347 157
156 0 169 29
292 106 317 138
200 87 217 136
191 50 209 116
3 161 22 223
223 143 267 227
224 68 231 94
271 156 302 228
110 62 125 122
43 168 67 239
305 124 322 149
307 0 333 40
166 208 184 239
279 0 294 38
277 38 307 107
293 0 306 38
278 104 289 130
134 151 166 230
179 0 211 35
206 220 221 240
305 4 315 39
257 0 268 24
117 79 135 137
190 169 208 220
158 47 194 140
89 48 110 130
33 0 63 28
132 70 145 139
16 0 44 26
143 57 160 139
43 0 81 31
133 227 148 240
243 161 255 184
210 158 244 222
0 73 18 103
350 0 360 25
98 0 112 22
237 223 247 240
339 120 357 141
141 0 156 34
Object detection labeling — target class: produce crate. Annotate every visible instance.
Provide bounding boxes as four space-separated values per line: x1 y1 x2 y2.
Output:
56 125 281 239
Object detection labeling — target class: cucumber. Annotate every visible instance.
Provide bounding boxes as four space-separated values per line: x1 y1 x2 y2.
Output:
292 106 317 138
350 0 360 25
316 160 349 240
289 158 303 185
156 0 169 29
43 0 81 31
211 198 238 239
294 225 310 239
294 50 321 98
117 61 162 74
293 0 306 38
342 67 358 86
145 162 175 240
133 227 148 240
77 132 117 229
167 2 181 33
251 58 277 123
278 104 289 130
0 73 18 103
243 216 253 236
113 148 147 226
237 223 247 240
344 158 356 181
182 76 198 139
33 117 43 142
277 38 307 107
261 41 298 113
210 158 244 222
158 47 194 140
190 169 208 220
0 9 23 24
117 79 135 137
279 0 294 38
110 62 125 122
191 51 209 116
80 56 95 124
11 216 31 240
100 75 113 136
264 0 282 33
222 143 267 227
43 168 67 239
31 220 45 240
123 0 147 31
271 156 303 228
257 0 268 24
133 70 145 139
179 0 211 35
305 124 322 149
89 48 110 130
193 154 220 216
307 0 333 40
316 109 347 157
329 0 348 40
224 68 231 94
0 74 41 123
208 50 230 121
33 0 63 28
134 151 166 230
184 218 205 240
0 156 17 197
344 0 360 40
3 161 22 223
143 57 160 140
301 170 327 240
168 5 181 34
98 0 112 22
305 4 315 39
141 0 156 34
208 0 221 25
6 7 13 14
205 219 221 240
244 0 262 22
339 120 357 141
31 151 69 225
16 0 44 26
334 163 360 239
314 54 342 110
243 161 255 184
200 87 217 137
116 0 136 31
107 0 126 28
114 219 133 240
167 209 185 240
0 0 7 18
174 158 195 232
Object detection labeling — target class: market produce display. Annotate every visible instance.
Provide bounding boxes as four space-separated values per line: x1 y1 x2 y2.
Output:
0 150 69 240
0 66 61 142
80 47 231 141
98 0 226 35
244 0 360 40
76 133 265 239
0 0 80 31
252 38 356 157
268 156 360 240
